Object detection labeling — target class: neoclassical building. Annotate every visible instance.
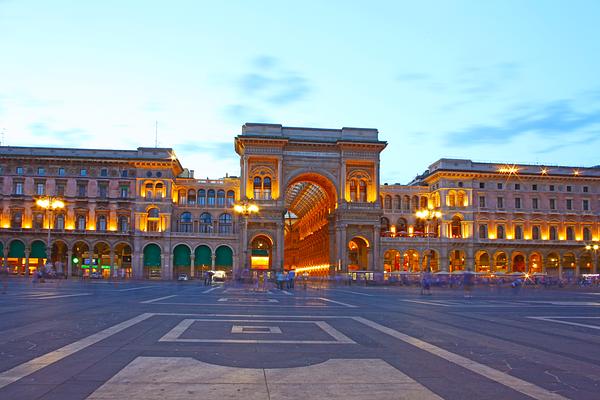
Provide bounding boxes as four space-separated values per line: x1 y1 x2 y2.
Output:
1 124 599 279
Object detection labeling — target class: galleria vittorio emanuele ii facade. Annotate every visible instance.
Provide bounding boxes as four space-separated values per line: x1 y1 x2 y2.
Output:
0 123 598 280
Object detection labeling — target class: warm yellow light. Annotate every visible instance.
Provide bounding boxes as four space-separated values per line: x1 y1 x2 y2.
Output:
524 235 531 240
540 168 548 175
36 198 50 208
573 169 580 176
248 204 259 213
506 234 513 240
488 233 496 239
51 199 65 209
498 165 519 174
233 204 243 213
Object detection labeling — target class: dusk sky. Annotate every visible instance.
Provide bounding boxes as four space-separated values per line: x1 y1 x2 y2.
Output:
1 0 600 183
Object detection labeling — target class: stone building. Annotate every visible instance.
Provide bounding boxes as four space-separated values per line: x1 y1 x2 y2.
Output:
1 124 599 280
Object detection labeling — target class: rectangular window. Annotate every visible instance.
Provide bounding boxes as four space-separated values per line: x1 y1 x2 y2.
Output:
77 183 87 197
479 182 485 189
583 199 590 211
514 197 521 209
36 183 45 195
80 168 87 176
566 186 572 192
549 185 555 191
16 166 24 175
100 168 108 177
14 182 23 195
566 199 573 210
121 170 128 178
58 168 65 176
532 198 539 209
583 186 589 193
37 167 45 175
497 197 504 209
514 183 520 190
549 198 556 210
532 184 537 191
479 196 486 208
98 183 108 199
497 183 503 190
56 183 65 196
120 185 129 198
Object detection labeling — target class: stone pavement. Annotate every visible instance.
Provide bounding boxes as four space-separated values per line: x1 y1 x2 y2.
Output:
1 278 599 399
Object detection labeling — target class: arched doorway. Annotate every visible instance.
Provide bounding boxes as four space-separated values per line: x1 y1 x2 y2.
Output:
93 242 111 278
546 252 559 277
475 251 490 273
449 249 465 272
562 253 576 279
494 252 508 273
72 241 89 277
529 253 542 274
403 250 420 272
143 244 162 279
51 240 68 277
580 252 593 275
7 240 26 275
173 244 191 278
251 235 272 271
30 240 47 273
283 172 337 274
215 245 233 278
348 237 369 271
421 249 439 272
512 253 526 273
194 245 212 276
114 243 132 278
384 249 401 272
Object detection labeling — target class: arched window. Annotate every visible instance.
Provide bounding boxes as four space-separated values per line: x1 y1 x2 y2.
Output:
227 190 235 207
583 227 592 241
457 191 466 207
207 189 216 207
451 216 462 238
394 195 402 210
118 216 129 233
11 211 22 228
549 226 557 240
217 190 225 207
497 225 505 239
198 189 206 206
33 213 44 229
155 182 164 199
384 195 392 209
145 182 153 199
187 189 196 205
253 177 262 200
77 215 86 231
380 217 390 235
411 195 418 211
219 213 232 234
178 189 186 205
200 212 212 233
420 196 428 209
515 225 523 240
566 226 574 241
532 225 540 240
479 224 487 239
96 215 107 231
179 212 192 232
359 180 367 202
55 214 65 230
263 177 272 200
397 218 407 234
403 195 410 211
448 191 456 207
147 208 159 232
350 179 357 202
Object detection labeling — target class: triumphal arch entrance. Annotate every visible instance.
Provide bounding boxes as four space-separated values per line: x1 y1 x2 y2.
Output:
235 123 386 276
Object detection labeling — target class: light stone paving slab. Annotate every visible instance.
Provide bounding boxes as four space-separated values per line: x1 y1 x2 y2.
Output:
86 357 443 400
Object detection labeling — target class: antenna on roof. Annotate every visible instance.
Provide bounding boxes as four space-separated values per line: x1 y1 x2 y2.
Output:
154 121 158 148
0 128 5 146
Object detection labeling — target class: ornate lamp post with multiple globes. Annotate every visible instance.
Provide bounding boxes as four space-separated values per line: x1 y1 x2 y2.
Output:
585 243 599 275
415 208 442 272
234 200 259 277
35 196 65 272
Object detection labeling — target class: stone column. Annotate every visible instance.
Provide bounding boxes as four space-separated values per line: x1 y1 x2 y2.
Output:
372 226 380 271
439 251 449 272
211 254 216 270
24 248 30 276
276 222 284 271
109 250 115 279
3 247 7 270
575 256 580 278
558 254 563 280
190 255 195 279
67 250 73 278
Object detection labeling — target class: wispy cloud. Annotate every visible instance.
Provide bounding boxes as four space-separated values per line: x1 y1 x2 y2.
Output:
223 55 311 123
29 122 91 144
443 97 600 146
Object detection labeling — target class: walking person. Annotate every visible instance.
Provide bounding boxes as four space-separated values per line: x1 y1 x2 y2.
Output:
276 270 284 290
421 269 432 296
287 269 295 289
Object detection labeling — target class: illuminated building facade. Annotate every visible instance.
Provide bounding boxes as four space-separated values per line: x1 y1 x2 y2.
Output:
1 126 598 280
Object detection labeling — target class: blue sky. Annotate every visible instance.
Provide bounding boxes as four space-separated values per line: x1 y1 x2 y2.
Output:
1 0 600 183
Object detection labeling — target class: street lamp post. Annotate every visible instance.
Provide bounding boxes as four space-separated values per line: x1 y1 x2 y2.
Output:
234 200 259 279
35 196 65 273
585 243 599 275
415 208 442 272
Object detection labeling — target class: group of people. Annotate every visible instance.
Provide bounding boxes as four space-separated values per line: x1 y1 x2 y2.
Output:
276 269 296 290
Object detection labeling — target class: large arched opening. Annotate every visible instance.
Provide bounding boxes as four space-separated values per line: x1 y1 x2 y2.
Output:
251 235 273 271
7 240 26 275
72 241 90 277
143 243 162 279
348 237 369 271
173 244 192 278
283 172 337 275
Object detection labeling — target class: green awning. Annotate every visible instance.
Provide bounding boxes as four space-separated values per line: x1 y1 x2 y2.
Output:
252 249 268 256
0 242 3 256
143 244 161 267
30 240 47 258
194 245 211 266
8 240 25 258
173 245 191 267
215 246 233 267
